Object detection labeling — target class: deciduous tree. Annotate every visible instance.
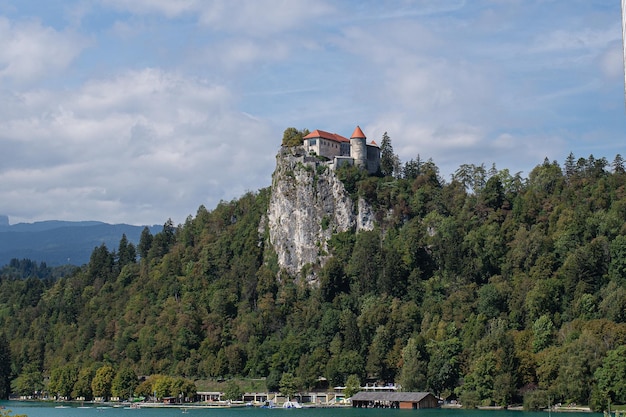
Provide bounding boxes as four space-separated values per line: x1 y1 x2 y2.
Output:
91 365 115 399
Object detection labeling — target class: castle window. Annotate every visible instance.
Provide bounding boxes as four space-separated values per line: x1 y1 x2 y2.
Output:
309 139 316 145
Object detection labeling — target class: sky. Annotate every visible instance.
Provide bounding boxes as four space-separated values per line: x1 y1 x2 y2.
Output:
0 0 624 226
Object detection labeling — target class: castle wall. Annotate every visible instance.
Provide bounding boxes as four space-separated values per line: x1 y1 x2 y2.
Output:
305 138 342 160
332 156 354 170
366 144 381 174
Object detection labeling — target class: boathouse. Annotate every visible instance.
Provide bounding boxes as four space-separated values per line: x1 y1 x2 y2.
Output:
351 392 439 409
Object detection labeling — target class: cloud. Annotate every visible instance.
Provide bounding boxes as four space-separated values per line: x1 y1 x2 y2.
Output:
1 0 624 226
531 27 620 53
0 68 276 225
102 0 334 36
600 40 624 80
101 0 199 19
0 16 87 84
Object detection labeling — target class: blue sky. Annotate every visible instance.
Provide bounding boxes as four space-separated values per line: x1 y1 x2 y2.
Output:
0 0 624 225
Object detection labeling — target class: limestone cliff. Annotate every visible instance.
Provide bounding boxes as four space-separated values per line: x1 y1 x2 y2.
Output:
267 146 375 282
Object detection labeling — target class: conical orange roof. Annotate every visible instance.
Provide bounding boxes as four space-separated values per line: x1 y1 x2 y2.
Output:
351 126 366 139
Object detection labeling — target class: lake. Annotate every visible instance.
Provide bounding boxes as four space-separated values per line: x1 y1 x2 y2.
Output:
0 402 601 417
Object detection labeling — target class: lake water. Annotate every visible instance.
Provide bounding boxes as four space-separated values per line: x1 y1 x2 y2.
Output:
0 402 601 417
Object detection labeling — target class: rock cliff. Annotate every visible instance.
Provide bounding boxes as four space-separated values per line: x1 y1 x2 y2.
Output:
267 146 375 283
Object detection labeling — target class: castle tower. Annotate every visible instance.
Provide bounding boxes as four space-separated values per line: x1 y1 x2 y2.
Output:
350 126 367 169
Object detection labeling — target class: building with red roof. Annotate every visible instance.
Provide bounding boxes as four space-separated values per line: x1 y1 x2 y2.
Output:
302 126 380 174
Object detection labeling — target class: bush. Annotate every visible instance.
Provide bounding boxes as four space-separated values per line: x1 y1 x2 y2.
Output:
523 390 549 411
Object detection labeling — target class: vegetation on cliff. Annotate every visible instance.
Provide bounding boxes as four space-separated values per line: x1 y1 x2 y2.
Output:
1 142 626 410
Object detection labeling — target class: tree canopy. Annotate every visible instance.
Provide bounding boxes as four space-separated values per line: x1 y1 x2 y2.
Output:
282 127 310 147
1 150 626 411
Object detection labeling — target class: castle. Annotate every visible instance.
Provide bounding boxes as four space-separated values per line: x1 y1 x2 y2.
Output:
302 126 380 174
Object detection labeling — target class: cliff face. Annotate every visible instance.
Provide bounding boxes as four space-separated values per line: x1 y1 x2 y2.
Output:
267 146 374 282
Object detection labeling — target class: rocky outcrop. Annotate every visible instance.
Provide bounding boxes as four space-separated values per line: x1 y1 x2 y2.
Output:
267 146 374 283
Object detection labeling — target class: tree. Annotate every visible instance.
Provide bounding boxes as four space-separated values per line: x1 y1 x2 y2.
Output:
594 345 626 406
111 368 138 399
319 257 348 302
117 234 137 267
266 369 281 392
379 132 400 177
48 365 78 399
282 127 310 147
524 389 549 411
224 380 243 401
344 374 361 398
149 219 176 258
426 325 462 397
399 337 427 391
613 154 625 174
532 314 554 353
403 155 423 180
137 226 153 259
279 372 299 399
152 375 173 399
482 176 504 210
11 363 43 397
0 334 11 399
72 366 96 400
91 365 115 399
88 244 114 284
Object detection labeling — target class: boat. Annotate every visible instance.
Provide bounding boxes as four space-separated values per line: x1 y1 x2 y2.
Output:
261 400 276 408
283 399 302 409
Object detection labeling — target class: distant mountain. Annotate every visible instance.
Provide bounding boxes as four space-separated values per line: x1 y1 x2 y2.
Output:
0 220 161 266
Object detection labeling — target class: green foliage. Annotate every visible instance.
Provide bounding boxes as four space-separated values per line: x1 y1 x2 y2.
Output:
223 380 243 401
0 333 11 399
111 368 138 399
426 324 462 397
279 372 300 399
143 375 196 399
344 374 361 398
595 345 626 407
137 226 153 259
523 389 549 411
91 365 114 399
282 127 309 147
379 132 400 177
532 315 554 353
49 364 78 398
399 337 427 391
11 363 43 397
4 150 626 409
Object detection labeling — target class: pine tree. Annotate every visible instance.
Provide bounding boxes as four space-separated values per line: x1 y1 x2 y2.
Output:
137 226 153 259
379 132 400 177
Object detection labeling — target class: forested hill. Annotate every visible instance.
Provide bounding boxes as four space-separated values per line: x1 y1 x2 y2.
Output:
1 148 626 411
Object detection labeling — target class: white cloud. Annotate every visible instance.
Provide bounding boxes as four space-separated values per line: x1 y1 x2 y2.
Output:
101 0 199 18
1 0 624 226
102 0 333 36
0 68 276 225
0 16 87 84
532 27 620 53
600 41 624 80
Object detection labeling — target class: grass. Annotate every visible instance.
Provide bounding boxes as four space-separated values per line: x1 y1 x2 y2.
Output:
194 378 268 393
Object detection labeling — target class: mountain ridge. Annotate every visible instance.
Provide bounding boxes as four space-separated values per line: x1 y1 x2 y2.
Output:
0 220 161 266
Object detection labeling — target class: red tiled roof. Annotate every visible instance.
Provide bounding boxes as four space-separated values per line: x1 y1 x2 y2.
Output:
304 129 349 143
351 126 366 139
368 140 379 147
